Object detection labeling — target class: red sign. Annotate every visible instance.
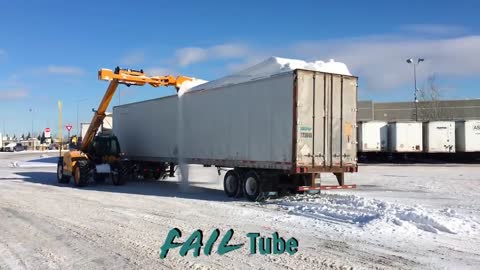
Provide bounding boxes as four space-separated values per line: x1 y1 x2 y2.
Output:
66 125 73 131
45 128 51 138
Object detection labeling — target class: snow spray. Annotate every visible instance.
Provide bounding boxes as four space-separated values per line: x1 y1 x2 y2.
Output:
177 86 189 191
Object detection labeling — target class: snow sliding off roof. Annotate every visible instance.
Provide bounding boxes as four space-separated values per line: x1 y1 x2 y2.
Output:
182 56 352 92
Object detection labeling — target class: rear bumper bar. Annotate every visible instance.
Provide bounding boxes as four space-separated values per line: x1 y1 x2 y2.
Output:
298 184 356 191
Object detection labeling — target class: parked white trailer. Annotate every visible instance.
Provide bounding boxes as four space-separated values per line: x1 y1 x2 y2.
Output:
455 120 480 152
423 121 455 153
80 123 90 139
388 122 423 152
114 69 358 200
80 114 113 139
357 121 388 152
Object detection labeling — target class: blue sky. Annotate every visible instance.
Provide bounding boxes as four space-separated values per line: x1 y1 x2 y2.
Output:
0 0 479 136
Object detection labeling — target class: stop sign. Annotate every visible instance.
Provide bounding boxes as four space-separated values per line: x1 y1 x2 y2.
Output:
45 128 51 138
66 125 72 131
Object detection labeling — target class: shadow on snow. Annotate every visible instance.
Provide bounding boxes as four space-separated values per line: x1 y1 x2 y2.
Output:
14 171 231 203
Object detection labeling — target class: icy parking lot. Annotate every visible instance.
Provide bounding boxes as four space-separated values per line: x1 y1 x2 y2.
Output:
0 152 479 269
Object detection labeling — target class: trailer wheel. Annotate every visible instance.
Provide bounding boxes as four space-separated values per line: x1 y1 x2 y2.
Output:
112 163 128 186
73 160 89 187
243 171 263 202
56 158 69 184
223 170 242 197
94 172 106 183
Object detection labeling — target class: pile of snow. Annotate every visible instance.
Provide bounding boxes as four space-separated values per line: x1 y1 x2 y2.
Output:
178 56 351 93
273 193 478 234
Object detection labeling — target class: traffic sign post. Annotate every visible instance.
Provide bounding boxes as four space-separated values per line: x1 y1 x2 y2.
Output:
66 125 72 140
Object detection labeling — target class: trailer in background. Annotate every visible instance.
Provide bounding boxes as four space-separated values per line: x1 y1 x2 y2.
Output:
114 69 358 201
357 121 388 152
388 122 423 153
79 114 113 142
423 121 455 153
455 120 480 152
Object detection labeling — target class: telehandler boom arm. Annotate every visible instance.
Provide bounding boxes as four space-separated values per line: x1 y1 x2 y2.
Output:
80 67 192 153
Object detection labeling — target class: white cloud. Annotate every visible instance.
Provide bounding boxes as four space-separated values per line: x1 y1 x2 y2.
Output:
399 24 468 35
0 89 29 100
45 65 84 75
226 56 267 72
209 44 249 58
175 43 249 67
0 49 5 55
291 35 480 90
171 25 479 93
120 50 145 66
175 47 208 67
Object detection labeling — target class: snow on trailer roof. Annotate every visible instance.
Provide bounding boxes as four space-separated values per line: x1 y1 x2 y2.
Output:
178 56 352 94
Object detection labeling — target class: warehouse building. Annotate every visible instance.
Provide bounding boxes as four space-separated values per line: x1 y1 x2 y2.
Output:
358 99 480 122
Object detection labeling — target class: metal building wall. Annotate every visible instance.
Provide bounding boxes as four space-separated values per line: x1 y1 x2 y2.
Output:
357 100 373 121
357 99 480 121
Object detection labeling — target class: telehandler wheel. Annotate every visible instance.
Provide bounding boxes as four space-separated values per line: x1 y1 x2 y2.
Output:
73 160 90 187
56 159 70 184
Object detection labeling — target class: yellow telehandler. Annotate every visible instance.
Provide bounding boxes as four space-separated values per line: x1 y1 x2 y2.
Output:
57 67 191 186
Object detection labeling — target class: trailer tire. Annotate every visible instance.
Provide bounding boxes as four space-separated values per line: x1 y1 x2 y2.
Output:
112 163 128 186
94 171 106 183
57 158 70 184
243 171 263 202
223 170 241 197
73 160 90 187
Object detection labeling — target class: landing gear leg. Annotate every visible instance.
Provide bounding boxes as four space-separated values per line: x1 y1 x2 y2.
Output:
334 173 345 186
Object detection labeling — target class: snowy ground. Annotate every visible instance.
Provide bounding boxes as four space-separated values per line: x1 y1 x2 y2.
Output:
0 152 479 269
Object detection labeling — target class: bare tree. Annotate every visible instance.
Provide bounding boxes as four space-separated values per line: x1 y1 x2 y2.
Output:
417 74 449 121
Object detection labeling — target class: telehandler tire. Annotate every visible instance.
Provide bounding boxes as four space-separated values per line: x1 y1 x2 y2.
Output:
73 160 90 187
57 158 70 184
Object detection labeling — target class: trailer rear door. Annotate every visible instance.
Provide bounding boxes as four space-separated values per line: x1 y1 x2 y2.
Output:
296 70 357 169
295 71 314 167
340 76 358 165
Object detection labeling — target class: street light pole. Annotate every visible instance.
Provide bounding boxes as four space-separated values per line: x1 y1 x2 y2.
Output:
29 108 33 139
413 63 418 121
406 58 424 121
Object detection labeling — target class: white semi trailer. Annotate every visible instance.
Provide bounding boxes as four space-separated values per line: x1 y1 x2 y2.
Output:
388 122 423 152
423 121 455 153
455 120 480 152
357 121 388 152
113 69 358 201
